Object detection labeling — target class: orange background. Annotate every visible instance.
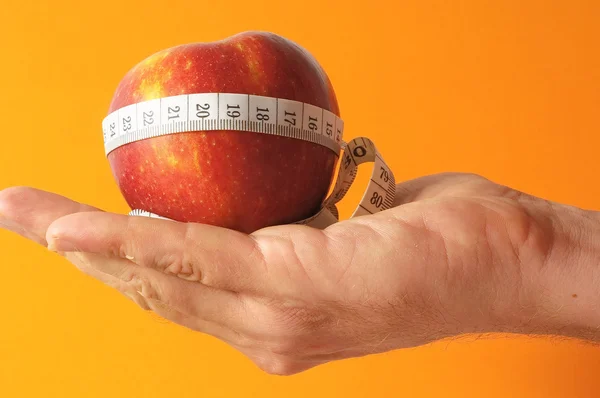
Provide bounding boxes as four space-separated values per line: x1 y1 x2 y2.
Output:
1 0 599 397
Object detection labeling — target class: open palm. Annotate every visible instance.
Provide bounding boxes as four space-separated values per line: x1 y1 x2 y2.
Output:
0 172 560 375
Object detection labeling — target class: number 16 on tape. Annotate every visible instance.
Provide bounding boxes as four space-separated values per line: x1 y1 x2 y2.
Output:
103 93 398 228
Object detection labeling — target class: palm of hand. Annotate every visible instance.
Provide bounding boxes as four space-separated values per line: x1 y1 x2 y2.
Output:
0 173 552 375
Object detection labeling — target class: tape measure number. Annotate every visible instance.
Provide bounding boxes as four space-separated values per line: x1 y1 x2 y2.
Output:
102 93 396 229
103 93 343 157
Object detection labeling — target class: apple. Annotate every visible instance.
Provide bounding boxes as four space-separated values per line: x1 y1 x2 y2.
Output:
105 31 341 233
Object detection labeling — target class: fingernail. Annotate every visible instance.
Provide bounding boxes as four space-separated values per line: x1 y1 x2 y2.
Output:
47 241 57 252
47 237 78 252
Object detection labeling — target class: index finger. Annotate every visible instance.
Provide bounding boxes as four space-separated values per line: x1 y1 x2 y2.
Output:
0 186 101 245
44 211 300 295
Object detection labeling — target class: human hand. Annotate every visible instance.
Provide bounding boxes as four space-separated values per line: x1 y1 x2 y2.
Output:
1 172 598 375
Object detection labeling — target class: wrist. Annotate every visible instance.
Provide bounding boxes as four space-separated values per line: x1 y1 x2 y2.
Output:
505 201 600 340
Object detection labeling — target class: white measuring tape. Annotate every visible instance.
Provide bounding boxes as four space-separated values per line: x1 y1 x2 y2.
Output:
102 92 396 229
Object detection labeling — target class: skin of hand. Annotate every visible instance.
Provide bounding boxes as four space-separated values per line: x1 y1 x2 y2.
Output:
0 172 599 375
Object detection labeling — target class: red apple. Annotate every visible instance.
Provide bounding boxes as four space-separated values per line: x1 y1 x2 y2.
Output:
105 31 341 233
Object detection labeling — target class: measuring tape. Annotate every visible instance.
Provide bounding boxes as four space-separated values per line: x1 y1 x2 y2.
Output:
102 92 396 229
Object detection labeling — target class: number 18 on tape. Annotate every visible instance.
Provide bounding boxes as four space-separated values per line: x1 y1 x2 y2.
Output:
102 92 396 229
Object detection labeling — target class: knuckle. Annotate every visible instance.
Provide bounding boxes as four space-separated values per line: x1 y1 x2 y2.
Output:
116 216 139 259
126 273 161 302
162 223 201 282
116 243 130 260
119 267 138 284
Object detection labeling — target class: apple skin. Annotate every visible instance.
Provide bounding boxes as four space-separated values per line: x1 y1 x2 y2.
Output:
107 31 340 233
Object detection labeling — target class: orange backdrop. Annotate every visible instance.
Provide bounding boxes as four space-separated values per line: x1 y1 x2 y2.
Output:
1 0 599 397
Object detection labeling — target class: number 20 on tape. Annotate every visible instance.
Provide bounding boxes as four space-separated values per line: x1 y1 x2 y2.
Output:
102 92 396 229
